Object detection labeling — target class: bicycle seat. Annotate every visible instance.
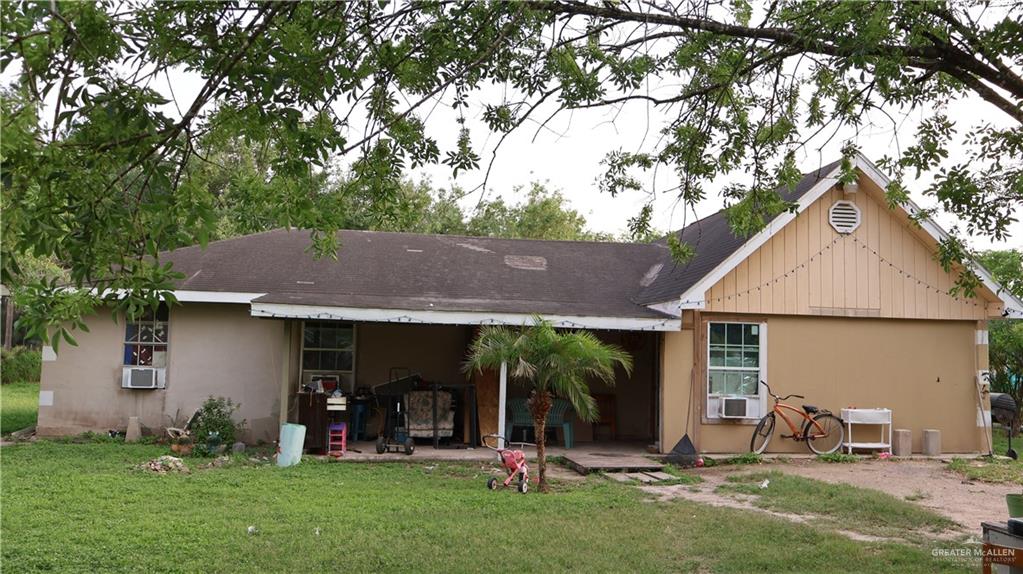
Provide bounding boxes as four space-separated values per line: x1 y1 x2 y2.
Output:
802 405 819 414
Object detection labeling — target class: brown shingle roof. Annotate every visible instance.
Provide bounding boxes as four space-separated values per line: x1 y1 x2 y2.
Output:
163 229 672 318
634 159 842 304
160 159 842 316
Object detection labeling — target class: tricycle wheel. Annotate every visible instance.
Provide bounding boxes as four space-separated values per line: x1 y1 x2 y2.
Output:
404 437 415 455
487 478 498 490
375 436 386 454
517 480 528 494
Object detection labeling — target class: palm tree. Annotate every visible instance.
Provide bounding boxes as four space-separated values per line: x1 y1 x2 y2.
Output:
465 317 632 491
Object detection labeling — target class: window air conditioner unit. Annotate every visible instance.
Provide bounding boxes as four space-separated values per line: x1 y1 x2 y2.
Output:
719 396 749 419
122 367 165 390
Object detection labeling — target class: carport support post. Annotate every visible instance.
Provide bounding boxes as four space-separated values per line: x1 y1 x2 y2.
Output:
498 361 508 449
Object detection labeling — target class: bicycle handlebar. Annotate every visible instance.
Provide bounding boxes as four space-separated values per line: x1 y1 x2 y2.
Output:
759 381 804 401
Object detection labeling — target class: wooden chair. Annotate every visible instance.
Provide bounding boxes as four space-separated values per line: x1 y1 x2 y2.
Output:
592 394 616 441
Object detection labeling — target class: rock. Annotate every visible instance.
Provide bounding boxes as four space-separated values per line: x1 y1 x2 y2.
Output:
125 417 142 443
232 441 246 454
136 455 190 474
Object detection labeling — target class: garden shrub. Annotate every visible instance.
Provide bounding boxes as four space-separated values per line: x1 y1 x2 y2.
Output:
192 396 245 449
1 346 41 384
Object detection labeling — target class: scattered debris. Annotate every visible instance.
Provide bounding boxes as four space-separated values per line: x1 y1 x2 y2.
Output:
137 455 190 474
314 527 321 536
759 478 770 489
199 456 232 469
9 426 37 441
247 526 258 535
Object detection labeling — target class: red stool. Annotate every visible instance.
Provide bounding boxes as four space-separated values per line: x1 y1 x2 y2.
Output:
328 422 347 458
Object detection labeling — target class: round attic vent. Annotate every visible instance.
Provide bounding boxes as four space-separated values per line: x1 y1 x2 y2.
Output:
828 200 861 234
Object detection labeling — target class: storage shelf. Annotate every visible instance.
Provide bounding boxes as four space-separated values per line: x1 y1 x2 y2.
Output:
842 441 890 450
841 408 892 454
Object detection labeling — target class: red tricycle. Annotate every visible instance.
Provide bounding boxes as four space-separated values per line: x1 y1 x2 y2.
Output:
482 434 529 494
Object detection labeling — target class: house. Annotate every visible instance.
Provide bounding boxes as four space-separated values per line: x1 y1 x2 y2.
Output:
36 155 1023 454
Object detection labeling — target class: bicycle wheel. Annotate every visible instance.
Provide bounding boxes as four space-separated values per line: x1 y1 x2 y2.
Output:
804 413 844 455
750 413 775 454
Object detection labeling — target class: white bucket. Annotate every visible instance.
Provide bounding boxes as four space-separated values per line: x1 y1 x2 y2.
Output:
277 423 306 467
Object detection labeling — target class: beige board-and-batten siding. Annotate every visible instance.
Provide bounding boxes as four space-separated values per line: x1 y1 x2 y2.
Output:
702 177 1001 320
660 313 983 455
37 303 289 442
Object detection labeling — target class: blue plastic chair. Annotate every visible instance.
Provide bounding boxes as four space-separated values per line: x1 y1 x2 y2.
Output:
506 398 574 448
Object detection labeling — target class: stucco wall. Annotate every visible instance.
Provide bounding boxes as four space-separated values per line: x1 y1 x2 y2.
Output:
38 304 287 442
660 328 694 452
660 314 985 454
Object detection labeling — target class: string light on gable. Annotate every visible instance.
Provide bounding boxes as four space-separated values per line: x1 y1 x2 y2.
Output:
677 234 988 310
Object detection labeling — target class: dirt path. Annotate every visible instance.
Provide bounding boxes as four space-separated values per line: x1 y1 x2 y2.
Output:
644 459 1015 537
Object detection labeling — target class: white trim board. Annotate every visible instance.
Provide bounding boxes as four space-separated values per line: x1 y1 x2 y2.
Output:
172 290 265 304
79 288 265 305
660 153 1023 316
250 302 681 332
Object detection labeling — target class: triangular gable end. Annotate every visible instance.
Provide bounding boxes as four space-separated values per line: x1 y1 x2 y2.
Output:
662 154 1023 320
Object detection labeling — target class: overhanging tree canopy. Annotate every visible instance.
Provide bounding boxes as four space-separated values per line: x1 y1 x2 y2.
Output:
2 1 1020 342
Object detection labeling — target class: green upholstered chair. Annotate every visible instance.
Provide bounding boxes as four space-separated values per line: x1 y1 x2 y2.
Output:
506 398 574 448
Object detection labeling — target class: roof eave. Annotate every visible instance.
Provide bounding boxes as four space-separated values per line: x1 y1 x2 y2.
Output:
250 301 682 331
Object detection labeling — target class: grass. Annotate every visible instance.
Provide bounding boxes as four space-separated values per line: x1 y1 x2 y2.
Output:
947 431 1023 485
0 441 971 573
716 470 957 539
817 452 860 464
1 381 39 434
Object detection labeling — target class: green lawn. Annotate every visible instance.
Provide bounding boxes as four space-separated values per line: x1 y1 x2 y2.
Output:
1 382 39 434
0 441 971 573
948 428 1023 485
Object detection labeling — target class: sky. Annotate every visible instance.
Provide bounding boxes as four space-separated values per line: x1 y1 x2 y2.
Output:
397 83 1021 251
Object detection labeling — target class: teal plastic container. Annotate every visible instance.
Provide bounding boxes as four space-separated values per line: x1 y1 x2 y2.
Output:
277 423 306 467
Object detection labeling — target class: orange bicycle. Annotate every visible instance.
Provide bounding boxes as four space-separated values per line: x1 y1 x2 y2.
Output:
750 381 844 455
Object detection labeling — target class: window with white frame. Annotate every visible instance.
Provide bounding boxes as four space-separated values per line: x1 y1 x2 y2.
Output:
123 303 169 368
301 321 355 390
707 322 765 419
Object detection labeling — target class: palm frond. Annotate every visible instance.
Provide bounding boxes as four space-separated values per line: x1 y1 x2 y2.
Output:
464 316 634 423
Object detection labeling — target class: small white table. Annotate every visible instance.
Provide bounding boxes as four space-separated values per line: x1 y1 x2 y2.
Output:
840 408 892 454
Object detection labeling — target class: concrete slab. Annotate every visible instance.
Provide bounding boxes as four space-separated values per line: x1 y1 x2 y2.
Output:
563 451 664 474
606 473 635 483
643 471 676 481
337 440 655 463
627 472 657 484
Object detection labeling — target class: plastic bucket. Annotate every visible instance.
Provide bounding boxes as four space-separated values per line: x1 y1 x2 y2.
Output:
1007 494 1023 518
277 423 306 467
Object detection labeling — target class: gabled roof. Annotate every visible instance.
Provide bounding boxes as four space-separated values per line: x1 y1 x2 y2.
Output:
157 154 1022 324
635 159 843 305
161 229 673 322
644 153 1023 317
